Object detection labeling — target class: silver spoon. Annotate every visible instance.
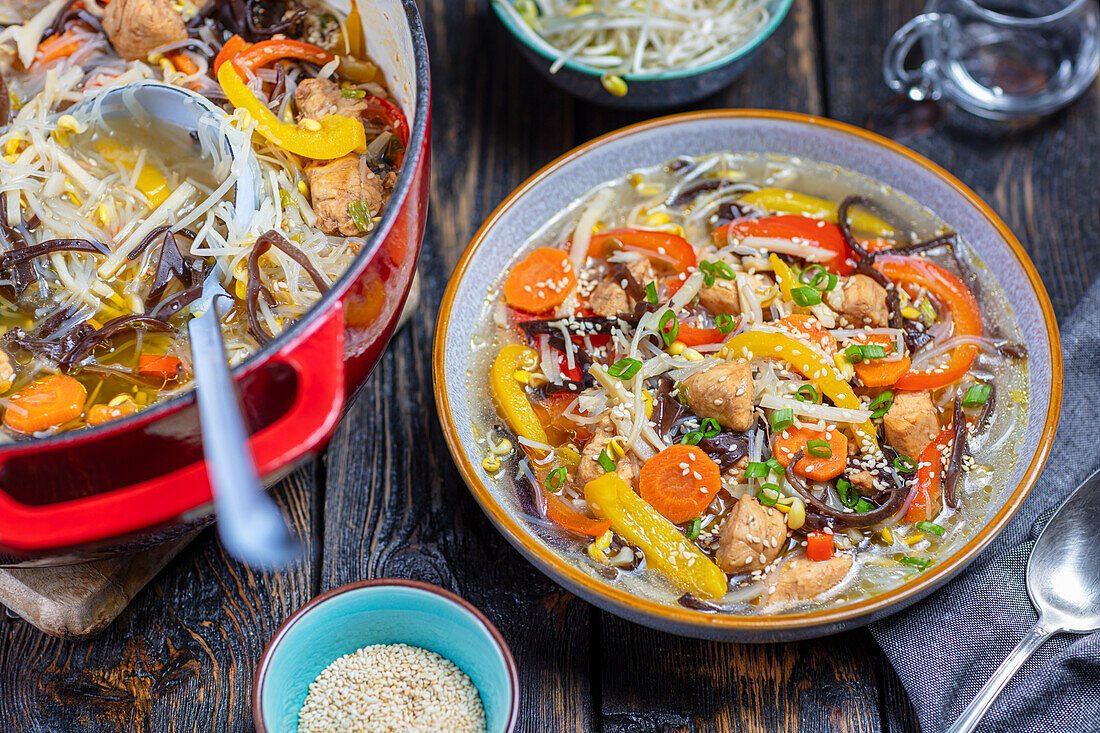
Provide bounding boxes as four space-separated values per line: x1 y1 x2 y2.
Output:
71 83 300 568
947 468 1100 733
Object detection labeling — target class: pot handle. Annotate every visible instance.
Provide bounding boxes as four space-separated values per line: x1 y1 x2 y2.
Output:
0 301 346 553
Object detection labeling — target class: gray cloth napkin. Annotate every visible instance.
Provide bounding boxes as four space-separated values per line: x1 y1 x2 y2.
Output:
871 277 1100 733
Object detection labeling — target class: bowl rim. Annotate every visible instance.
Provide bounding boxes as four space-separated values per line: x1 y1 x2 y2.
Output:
433 109 1064 636
251 578 520 733
490 0 794 82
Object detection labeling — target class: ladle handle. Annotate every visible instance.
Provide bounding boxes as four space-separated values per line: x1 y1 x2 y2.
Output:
946 620 1059 733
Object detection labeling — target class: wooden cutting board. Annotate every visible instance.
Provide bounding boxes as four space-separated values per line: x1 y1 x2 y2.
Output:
0 273 422 639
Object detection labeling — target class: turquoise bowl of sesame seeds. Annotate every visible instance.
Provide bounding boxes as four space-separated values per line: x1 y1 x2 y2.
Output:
253 579 519 733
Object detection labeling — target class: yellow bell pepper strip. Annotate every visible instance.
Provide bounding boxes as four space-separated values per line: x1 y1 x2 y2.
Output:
769 253 797 302
584 473 728 599
719 331 880 452
95 140 170 208
740 188 895 238
490 344 548 450
217 61 365 159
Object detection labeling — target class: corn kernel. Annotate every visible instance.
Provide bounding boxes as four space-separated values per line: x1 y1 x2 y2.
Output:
786 497 806 530
482 453 501 474
905 532 925 546
681 347 704 361
667 340 686 356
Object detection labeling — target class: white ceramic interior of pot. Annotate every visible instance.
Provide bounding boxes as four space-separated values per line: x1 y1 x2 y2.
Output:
440 114 1057 640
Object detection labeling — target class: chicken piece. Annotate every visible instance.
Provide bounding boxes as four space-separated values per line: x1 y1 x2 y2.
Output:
681 359 753 432
588 258 654 318
884 390 940 459
723 456 750 485
715 495 788 573
835 274 889 327
295 78 369 121
103 0 188 61
766 553 854 607
304 155 385 236
0 350 13 393
577 419 635 487
848 470 878 495
698 279 741 317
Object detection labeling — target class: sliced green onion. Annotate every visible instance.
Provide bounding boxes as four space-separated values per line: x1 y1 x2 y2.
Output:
680 431 702 445
711 261 736 280
836 478 858 508
758 483 781 506
770 408 794 433
899 556 931 570
869 391 893 419
686 518 701 540
806 439 832 458
962 383 992 407
796 384 818 403
715 313 736 335
765 457 783 475
608 358 642 380
700 418 720 438
917 296 937 325
347 200 373 232
855 497 876 513
658 310 679 347
791 286 822 307
644 281 658 304
916 521 945 536
546 466 568 493
844 343 887 363
745 461 769 479
597 449 615 473
698 261 716 287
894 455 918 473
799 265 838 292
341 88 367 99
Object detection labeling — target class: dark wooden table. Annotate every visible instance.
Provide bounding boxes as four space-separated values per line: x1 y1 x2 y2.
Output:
2 1 1098 730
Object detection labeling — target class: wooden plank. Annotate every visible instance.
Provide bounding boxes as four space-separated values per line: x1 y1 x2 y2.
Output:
0 468 317 732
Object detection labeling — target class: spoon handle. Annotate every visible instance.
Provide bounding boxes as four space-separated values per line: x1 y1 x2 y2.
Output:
945 619 1059 733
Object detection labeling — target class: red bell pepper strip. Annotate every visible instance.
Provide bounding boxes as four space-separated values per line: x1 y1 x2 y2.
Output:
232 39 334 73
712 215 855 275
675 322 726 347
587 228 697 275
213 34 249 74
905 426 953 523
362 95 410 147
875 256 982 391
138 354 184 380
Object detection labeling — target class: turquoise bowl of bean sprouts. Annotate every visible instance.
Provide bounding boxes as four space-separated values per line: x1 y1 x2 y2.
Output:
491 0 792 109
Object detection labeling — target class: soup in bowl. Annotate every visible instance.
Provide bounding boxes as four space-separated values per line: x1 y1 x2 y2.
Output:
435 112 1060 640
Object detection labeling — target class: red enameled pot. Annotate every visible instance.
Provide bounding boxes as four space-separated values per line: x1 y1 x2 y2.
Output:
0 0 432 566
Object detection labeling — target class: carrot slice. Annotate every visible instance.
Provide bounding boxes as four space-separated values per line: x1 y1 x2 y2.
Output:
34 31 83 67
806 531 835 561
138 354 184 380
774 314 837 356
851 333 911 388
638 445 721 524
4 375 86 434
86 400 141 427
772 424 848 481
168 51 199 76
502 248 576 313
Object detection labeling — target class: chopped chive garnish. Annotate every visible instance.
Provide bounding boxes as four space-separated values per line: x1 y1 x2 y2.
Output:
546 466 567 493
868 391 893 419
799 265 838 292
711 261 736 280
745 461 769 479
597 449 615 473
770 408 795 432
791 286 822 307
894 455 918 473
962 383 992 407
806 439 832 458
765 457 783 475
608 357 642 379
686 518 701 539
836 478 858 508
680 431 703 445
644 281 658 304
658 310 679 347
758 483 781 506
700 418 720 438
855 497 876 513
916 521 945 536
845 343 888 363
715 313 736 334
899 556 931 570
796 384 818 403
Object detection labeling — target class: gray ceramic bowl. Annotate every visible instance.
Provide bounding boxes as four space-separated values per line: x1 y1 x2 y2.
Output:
435 110 1062 641
491 0 793 109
